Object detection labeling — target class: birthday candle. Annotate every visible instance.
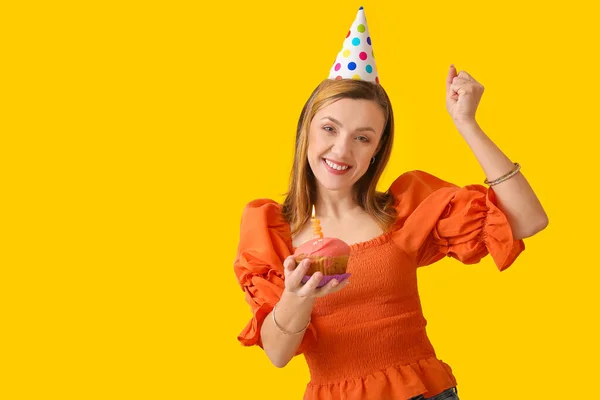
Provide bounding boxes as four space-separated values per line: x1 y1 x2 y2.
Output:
311 205 324 239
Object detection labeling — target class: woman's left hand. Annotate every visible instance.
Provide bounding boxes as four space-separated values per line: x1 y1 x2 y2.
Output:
446 65 484 127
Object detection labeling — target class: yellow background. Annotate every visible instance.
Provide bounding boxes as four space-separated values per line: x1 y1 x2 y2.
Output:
2 0 599 399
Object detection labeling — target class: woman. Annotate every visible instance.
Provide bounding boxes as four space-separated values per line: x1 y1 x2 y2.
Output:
233 7 548 400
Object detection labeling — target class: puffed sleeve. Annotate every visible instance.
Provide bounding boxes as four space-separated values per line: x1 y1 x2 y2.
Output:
233 199 317 354
389 170 525 271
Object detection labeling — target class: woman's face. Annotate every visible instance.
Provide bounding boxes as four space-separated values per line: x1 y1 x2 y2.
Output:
307 98 386 192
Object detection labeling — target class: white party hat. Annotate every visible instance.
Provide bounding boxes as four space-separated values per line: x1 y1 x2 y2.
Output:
328 6 379 84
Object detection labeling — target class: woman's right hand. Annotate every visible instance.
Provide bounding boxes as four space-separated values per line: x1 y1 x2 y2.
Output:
282 256 350 299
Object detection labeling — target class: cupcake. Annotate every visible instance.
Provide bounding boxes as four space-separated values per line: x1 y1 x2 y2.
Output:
293 237 351 288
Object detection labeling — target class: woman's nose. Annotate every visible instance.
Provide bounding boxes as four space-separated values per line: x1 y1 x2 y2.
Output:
332 135 350 156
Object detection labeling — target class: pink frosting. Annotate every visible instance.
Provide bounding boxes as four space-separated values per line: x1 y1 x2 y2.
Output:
294 237 350 257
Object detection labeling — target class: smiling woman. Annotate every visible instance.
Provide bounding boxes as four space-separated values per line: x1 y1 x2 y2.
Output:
232 5 547 400
286 79 396 238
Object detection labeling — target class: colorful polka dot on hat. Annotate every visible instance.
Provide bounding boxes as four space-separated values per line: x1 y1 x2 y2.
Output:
328 6 379 84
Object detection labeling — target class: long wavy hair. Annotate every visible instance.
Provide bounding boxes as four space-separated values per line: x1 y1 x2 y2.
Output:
282 78 398 236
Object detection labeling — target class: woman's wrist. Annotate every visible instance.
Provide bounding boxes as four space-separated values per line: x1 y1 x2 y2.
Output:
274 290 315 333
273 303 311 335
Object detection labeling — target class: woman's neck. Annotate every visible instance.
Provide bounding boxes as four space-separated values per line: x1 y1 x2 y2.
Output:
314 188 362 219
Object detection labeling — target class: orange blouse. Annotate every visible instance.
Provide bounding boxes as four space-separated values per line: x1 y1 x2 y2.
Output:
233 170 525 400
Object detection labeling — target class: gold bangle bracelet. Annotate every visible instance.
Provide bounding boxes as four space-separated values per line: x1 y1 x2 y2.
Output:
272 303 310 335
484 162 521 186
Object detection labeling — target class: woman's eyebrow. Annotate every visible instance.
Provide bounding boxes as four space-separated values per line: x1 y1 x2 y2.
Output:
321 116 375 133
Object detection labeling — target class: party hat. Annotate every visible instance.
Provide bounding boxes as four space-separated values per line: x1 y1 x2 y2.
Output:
328 6 379 84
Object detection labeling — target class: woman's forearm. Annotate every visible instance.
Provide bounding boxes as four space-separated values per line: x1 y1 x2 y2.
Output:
456 119 549 240
260 290 315 368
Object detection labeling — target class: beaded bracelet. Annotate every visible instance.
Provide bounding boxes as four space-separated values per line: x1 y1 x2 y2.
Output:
484 162 521 187
272 303 311 335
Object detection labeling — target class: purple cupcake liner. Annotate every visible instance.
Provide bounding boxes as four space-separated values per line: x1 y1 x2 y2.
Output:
301 273 351 288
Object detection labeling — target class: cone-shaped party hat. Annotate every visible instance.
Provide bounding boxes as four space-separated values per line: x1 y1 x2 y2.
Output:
328 6 379 84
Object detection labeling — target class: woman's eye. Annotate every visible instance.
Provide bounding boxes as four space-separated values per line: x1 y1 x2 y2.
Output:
323 126 335 133
357 136 369 142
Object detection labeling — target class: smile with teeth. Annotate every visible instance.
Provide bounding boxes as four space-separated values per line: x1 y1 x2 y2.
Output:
324 159 350 171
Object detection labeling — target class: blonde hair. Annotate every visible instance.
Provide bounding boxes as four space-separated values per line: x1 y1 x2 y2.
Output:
282 79 398 236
